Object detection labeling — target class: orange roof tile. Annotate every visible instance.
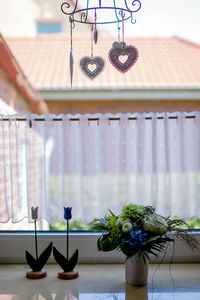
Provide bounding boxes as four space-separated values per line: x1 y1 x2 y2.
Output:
6 34 200 90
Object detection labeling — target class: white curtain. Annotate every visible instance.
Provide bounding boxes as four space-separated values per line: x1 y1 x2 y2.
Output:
0 112 200 223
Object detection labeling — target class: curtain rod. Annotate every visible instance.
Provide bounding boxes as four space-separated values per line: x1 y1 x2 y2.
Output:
0 116 196 122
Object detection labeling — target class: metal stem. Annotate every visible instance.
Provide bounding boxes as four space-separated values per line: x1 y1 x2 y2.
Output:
118 22 121 42
122 13 125 43
95 8 97 29
70 19 73 51
91 25 94 58
34 219 38 260
67 219 69 261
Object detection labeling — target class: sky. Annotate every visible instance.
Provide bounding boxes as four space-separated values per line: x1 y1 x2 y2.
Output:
98 0 200 43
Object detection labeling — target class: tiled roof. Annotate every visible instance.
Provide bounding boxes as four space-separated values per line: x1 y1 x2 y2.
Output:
6 34 200 90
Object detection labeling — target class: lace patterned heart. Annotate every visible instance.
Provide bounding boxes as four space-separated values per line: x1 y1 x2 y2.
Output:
108 42 139 74
80 56 105 80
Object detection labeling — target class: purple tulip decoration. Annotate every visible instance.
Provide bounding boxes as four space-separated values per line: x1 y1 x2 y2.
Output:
53 207 79 274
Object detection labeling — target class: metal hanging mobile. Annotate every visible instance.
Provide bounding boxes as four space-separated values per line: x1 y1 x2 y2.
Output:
61 0 142 84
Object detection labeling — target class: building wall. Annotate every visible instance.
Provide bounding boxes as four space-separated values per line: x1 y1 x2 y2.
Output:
45 99 200 115
0 69 32 114
0 0 89 37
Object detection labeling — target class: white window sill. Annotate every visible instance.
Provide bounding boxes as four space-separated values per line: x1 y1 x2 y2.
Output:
0 232 199 264
1 263 200 298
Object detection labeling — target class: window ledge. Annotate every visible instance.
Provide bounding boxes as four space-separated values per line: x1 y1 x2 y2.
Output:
0 231 200 264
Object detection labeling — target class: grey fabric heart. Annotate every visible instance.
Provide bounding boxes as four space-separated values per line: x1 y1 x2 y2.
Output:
80 56 105 79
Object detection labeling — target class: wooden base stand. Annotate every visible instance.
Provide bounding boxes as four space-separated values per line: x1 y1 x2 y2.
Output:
58 269 79 280
26 269 47 279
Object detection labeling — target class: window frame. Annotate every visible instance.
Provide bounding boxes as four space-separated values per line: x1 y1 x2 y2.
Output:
36 21 63 34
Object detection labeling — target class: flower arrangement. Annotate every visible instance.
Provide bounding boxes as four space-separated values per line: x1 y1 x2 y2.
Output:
92 204 198 262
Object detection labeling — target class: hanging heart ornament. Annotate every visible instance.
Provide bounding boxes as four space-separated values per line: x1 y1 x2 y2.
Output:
80 56 105 80
108 41 139 73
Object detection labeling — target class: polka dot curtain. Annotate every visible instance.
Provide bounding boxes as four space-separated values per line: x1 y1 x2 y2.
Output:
0 112 200 224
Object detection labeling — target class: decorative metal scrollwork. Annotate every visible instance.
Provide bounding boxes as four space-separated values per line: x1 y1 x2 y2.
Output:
81 11 88 23
80 0 89 23
61 0 142 25
124 0 142 13
61 1 78 15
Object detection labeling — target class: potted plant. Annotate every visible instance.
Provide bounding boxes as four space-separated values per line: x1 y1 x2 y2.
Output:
92 204 198 286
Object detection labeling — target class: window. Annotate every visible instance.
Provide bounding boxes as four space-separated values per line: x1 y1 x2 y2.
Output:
36 22 62 34
0 0 200 266
1 113 200 232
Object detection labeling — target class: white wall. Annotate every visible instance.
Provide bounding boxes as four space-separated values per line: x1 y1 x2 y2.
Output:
0 0 38 37
0 0 89 37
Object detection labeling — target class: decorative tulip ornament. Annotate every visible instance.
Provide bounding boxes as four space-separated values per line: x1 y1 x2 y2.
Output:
53 207 79 279
25 206 53 279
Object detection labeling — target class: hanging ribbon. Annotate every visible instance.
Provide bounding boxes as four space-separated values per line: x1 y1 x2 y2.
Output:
69 17 74 88
93 9 98 44
70 50 73 88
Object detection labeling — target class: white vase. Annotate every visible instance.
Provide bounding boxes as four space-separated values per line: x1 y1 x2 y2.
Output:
125 256 148 286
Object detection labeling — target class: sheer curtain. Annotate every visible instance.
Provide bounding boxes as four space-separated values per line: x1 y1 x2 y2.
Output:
0 112 200 223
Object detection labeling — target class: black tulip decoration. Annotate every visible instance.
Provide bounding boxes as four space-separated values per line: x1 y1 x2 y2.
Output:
25 206 52 273
53 207 79 274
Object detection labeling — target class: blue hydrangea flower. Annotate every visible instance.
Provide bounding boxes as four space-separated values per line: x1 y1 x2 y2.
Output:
122 229 148 251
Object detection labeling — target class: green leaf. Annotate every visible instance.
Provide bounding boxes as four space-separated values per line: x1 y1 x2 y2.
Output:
151 245 164 251
91 223 106 232
148 250 159 257
146 236 162 243
99 218 107 225
108 210 116 217
142 251 150 261
97 235 118 252
97 237 103 251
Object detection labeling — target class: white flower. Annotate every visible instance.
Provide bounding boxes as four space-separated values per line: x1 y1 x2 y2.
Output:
142 217 155 232
122 222 132 233
142 214 167 233
115 218 123 227
124 218 131 223
156 215 168 227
